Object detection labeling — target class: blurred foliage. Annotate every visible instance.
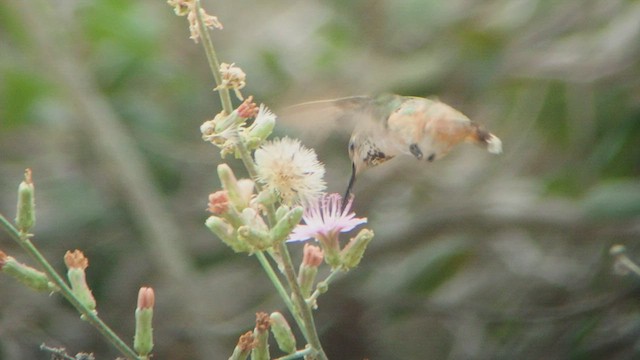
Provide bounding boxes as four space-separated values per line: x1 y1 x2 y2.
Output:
1 0 640 359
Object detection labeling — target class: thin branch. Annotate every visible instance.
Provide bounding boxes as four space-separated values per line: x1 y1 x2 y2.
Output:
0 214 139 360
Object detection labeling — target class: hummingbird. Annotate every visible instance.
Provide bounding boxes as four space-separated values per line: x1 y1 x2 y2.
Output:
286 94 503 200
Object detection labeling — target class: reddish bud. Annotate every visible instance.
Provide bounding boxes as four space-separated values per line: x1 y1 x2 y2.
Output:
237 96 258 118
137 287 155 310
207 191 230 214
302 244 324 268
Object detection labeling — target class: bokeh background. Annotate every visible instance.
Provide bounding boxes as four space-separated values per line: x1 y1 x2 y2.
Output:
2 0 640 359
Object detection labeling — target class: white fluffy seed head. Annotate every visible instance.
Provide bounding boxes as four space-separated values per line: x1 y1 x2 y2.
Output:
254 137 326 205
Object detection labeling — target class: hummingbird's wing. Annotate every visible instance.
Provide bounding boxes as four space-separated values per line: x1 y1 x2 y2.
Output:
277 95 385 147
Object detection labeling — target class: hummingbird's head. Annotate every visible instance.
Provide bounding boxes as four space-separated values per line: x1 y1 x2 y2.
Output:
345 133 395 200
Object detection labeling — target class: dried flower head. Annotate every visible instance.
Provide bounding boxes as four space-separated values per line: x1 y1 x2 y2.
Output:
254 138 326 205
64 250 89 270
288 193 366 243
201 111 243 157
167 0 190 16
167 0 222 41
64 250 96 312
255 312 271 332
237 331 257 352
215 63 246 100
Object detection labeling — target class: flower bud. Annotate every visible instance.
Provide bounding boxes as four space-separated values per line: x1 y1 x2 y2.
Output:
269 207 303 244
134 287 155 357
201 112 236 146
15 168 35 233
340 229 374 269
237 226 271 250
248 117 275 142
229 331 255 360
241 208 268 231
245 105 276 148
275 205 290 222
64 250 96 313
269 312 296 354
237 179 255 207
215 111 243 133
205 216 250 253
208 191 230 215
318 233 341 269
1 250 56 292
255 189 277 209
302 243 324 268
251 312 270 360
298 244 323 298
218 164 249 210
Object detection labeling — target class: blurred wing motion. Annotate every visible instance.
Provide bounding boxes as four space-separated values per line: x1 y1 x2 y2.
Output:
282 94 503 199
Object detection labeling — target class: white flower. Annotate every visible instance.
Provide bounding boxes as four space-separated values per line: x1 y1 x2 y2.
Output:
253 104 276 129
244 104 276 143
254 138 326 205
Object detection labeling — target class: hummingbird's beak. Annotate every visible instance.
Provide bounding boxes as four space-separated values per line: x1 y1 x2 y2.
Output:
343 162 357 208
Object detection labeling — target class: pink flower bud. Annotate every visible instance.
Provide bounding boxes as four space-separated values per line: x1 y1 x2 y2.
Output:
137 287 155 310
302 244 324 268
207 191 230 215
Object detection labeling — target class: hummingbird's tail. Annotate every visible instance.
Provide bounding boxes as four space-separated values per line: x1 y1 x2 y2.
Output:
468 123 502 154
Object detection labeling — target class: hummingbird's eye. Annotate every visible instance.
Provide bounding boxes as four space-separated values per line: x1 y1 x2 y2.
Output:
348 141 355 153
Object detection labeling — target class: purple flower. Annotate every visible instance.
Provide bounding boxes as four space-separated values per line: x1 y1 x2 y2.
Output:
288 193 367 243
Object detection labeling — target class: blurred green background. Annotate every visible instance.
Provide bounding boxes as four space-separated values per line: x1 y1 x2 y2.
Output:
1 0 640 359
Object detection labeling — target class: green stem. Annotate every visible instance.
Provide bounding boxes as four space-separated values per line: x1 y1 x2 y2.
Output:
39 344 76 360
254 252 308 340
193 0 262 190
275 347 315 360
192 2 325 358
194 0 233 114
235 140 261 182
0 214 140 360
276 243 327 360
307 269 342 305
